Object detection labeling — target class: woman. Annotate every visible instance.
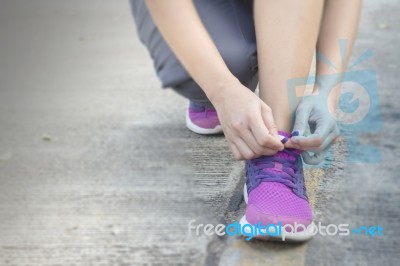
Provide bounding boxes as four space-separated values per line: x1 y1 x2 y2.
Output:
130 0 361 240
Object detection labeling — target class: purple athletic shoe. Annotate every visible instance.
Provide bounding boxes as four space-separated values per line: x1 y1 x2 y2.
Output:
186 101 223 135
240 132 313 241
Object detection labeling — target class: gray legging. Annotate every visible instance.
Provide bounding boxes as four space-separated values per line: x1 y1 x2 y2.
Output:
130 0 259 107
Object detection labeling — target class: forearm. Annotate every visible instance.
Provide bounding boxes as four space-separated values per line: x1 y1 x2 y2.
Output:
145 0 238 102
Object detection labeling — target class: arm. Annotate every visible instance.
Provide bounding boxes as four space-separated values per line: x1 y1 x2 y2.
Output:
145 0 235 100
145 0 283 159
316 0 362 111
286 0 362 163
317 0 362 76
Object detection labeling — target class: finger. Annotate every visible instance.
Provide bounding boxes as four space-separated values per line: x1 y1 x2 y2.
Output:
292 105 311 136
249 114 284 151
242 129 264 156
301 128 340 163
288 130 339 153
247 130 280 155
228 141 242 160
260 104 281 141
302 150 327 165
284 138 302 150
235 137 255 160
290 121 334 149
288 135 321 150
317 128 340 151
245 132 278 156
314 117 334 137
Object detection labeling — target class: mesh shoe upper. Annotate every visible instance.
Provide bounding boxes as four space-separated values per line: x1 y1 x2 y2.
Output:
188 102 220 129
245 149 313 226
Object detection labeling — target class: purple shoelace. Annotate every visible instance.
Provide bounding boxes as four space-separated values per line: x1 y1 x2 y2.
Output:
246 149 307 200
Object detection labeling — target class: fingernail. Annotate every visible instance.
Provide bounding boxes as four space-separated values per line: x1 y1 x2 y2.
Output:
281 137 288 144
291 130 300 137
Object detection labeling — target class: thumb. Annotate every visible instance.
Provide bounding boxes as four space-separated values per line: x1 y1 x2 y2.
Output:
293 106 311 136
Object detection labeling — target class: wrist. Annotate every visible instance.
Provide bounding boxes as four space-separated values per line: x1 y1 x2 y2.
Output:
205 75 241 105
315 74 344 113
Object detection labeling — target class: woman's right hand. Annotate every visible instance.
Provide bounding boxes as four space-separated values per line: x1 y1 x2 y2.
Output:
145 1 283 159
209 80 284 160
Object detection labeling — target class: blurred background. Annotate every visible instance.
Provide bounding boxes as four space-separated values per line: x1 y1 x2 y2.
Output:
0 0 399 265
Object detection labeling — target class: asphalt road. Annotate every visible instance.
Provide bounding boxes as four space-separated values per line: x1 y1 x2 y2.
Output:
0 0 399 265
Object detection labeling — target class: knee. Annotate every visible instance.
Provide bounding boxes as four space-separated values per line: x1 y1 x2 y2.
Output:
219 42 258 88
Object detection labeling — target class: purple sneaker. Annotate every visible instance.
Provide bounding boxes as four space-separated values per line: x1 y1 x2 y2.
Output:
186 101 223 135
240 134 313 241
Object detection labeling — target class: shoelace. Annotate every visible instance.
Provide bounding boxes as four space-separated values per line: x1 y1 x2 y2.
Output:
250 149 307 200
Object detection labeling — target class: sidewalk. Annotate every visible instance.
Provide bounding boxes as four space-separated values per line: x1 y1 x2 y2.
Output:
0 0 398 265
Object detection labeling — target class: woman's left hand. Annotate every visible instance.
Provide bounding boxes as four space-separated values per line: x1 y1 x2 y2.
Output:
285 93 340 165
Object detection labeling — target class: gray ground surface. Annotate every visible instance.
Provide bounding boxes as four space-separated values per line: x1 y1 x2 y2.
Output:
0 0 398 265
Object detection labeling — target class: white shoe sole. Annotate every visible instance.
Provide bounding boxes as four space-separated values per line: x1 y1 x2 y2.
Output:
240 183 314 242
185 110 223 135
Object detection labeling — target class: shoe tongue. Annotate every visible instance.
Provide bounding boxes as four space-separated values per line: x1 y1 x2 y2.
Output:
275 149 302 161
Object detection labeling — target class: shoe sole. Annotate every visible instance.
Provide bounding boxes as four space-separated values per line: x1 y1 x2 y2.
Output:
185 110 223 135
240 183 314 242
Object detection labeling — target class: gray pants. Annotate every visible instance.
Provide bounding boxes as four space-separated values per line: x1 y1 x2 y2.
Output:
130 0 258 107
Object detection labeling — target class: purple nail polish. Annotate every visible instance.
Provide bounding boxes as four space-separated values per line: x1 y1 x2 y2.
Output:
291 130 300 137
281 137 288 144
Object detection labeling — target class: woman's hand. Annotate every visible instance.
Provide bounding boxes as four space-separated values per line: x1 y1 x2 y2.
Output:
210 80 284 160
146 0 283 160
285 92 340 164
